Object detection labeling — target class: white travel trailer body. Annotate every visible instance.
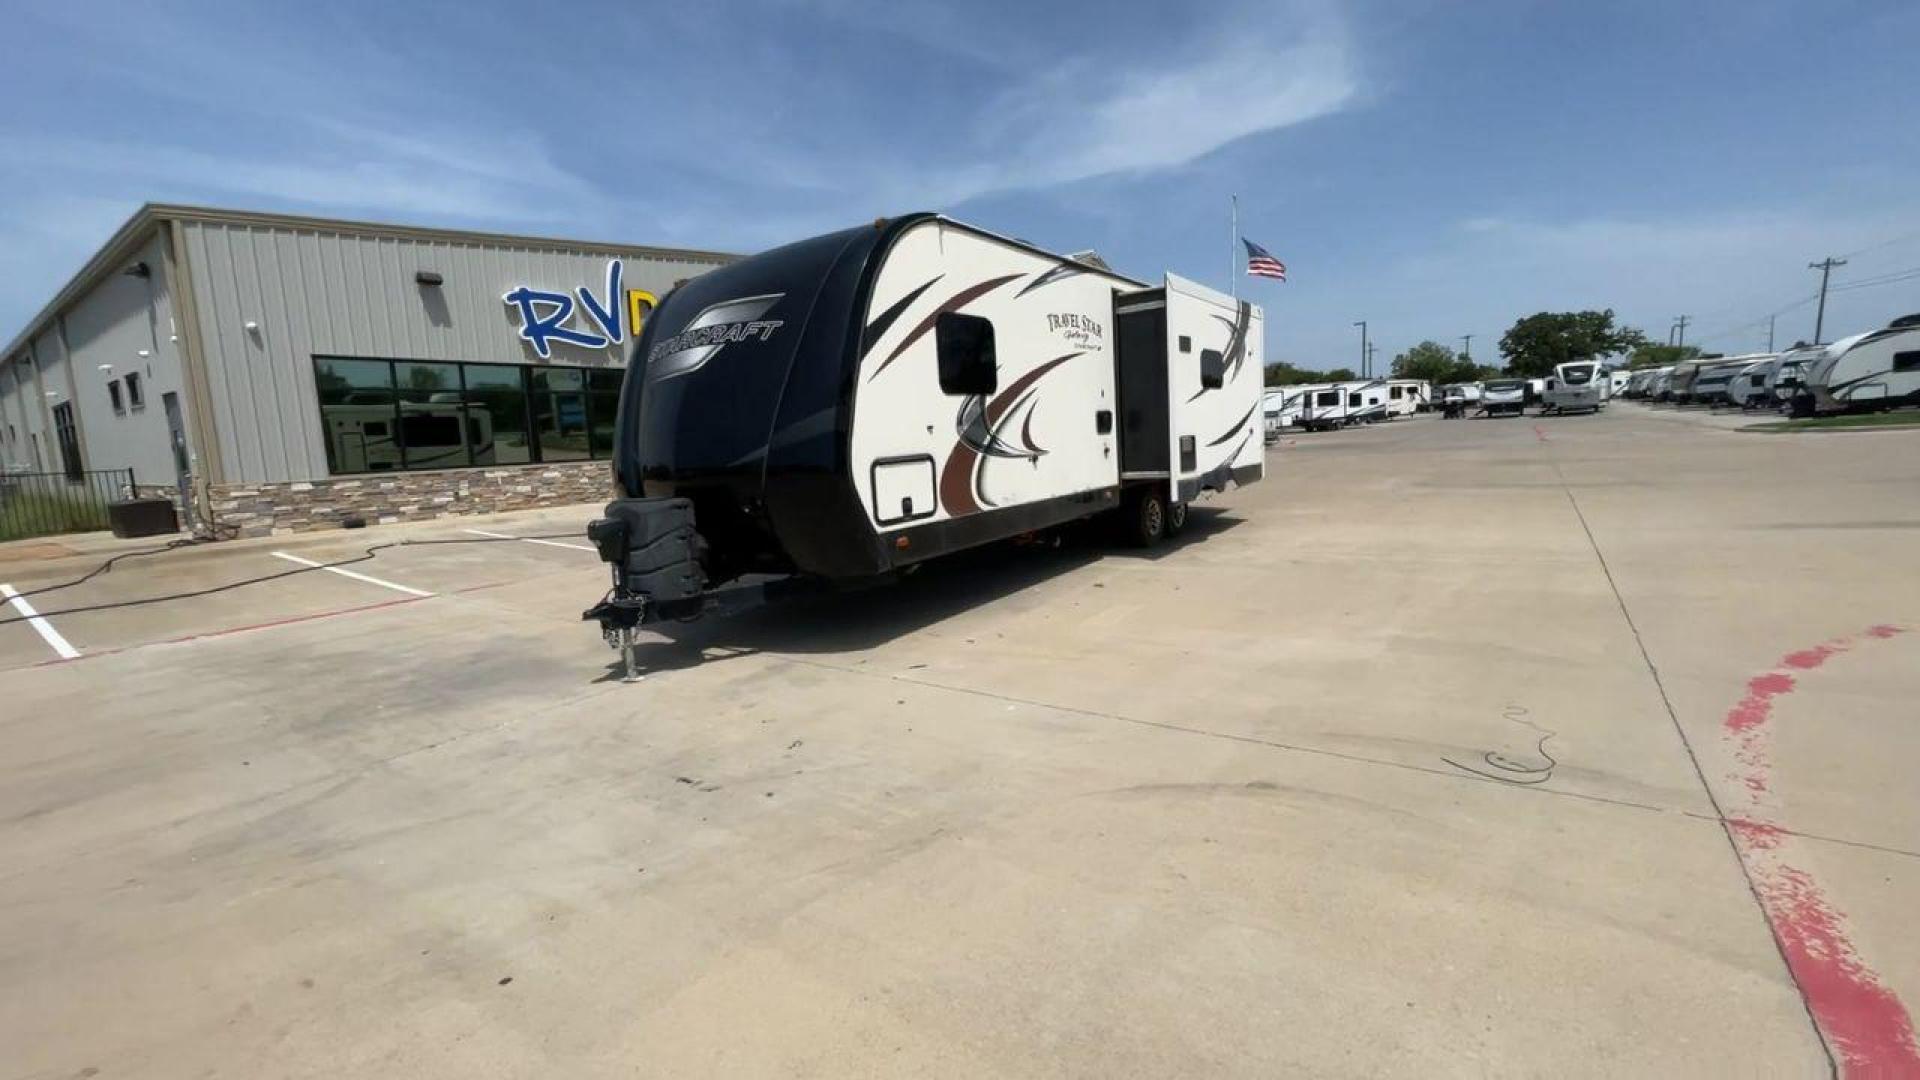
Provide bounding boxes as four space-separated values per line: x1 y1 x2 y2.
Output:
1349 379 1390 423
1297 382 1356 430
1480 377 1528 416
1767 344 1822 405
1542 361 1604 413
1385 379 1428 417
590 213 1269 640
1725 359 1777 409
1801 317 1920 415
1693 354 1773 405
1608 369 1632 396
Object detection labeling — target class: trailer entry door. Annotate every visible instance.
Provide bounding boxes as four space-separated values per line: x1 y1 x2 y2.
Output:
1113 289 1169 477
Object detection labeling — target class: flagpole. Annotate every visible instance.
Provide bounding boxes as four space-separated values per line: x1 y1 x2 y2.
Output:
1230 194 1239 304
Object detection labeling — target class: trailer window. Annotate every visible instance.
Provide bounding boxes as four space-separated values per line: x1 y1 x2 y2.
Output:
1199 348 1225 389
1894 351 1920 372
1316 391 1337 407
936 312 997 395
1348 392 1361 407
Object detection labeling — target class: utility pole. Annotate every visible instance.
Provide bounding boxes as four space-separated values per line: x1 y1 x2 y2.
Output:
1353 320 1368 377
1460 333 1473 362
1673 315 1691 348
1809 256 1846 344
1767 314 1775 352
1366 342 1379 378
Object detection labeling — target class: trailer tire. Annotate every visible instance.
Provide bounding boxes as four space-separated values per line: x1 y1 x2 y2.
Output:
1166 500 1189 537
1127 490 1168 547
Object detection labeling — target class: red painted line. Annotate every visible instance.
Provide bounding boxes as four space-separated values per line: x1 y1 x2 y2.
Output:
1719 624 1917 1074
1532 424 1549 442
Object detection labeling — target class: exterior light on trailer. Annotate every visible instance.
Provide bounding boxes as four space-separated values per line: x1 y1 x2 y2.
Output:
895 536 910 550
415 270 444 286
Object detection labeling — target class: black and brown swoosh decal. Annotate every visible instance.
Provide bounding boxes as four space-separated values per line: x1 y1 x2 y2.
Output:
868 273 1022 381
939 352 1082 516
860 274 942 357
1207 402 1257 446
1186 301 1253 402
1014 262 1089 298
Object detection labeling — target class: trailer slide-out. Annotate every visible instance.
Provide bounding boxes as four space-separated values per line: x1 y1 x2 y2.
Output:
584 214 1266 666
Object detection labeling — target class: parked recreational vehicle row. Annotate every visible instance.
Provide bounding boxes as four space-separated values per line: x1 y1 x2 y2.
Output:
1619 315 1919 418
1261 378 1430 437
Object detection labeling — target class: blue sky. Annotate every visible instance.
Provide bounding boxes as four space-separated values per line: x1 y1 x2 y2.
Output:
4 0 1919 367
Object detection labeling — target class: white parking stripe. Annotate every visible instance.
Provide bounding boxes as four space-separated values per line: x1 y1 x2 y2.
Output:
270 552 434 597
1 582 82 660
462 528 596 553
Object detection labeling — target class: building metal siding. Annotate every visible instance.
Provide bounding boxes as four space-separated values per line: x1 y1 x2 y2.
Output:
58 233 185 486
180 219 722 485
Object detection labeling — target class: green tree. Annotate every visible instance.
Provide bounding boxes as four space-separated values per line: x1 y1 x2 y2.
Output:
1627 343 1701 369
1324 367 1357 382
1391 340 1459 384
1498 310 1647 378
1264 361 1330 386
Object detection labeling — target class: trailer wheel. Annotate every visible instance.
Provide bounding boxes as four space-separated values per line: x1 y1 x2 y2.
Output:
1127 490 1167 547
1166 500 1189 537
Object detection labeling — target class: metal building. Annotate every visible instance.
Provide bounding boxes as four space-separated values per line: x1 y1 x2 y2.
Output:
0 204 730 536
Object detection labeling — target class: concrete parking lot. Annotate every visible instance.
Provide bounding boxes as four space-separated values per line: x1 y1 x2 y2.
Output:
3 405 1916 1077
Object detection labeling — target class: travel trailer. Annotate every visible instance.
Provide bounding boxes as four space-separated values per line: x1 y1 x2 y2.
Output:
1607 369 1632 396
1385 379 1429 417
1767 344 1821 405
1542 361 1605 413
1665 359 1711 404
584 214 1266 646
1724 358 1778 409
1263 387 1305 439
1797 316 1920 416
1480 378 1528 417
1692 354 1773 406
1297 382 1356 430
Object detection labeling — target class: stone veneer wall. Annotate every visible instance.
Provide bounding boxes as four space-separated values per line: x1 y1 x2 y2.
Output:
203 461 613 538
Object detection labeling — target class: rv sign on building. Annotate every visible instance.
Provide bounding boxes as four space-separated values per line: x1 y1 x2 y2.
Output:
503 258 659 359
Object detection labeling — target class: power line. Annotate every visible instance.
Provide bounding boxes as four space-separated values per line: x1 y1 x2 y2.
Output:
1838 227 1920 262
1828 264 1920 292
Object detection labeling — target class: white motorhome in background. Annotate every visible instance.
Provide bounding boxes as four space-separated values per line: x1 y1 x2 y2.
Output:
1799 316 1920 416
1480 378 1527 416
1542 361 1604 413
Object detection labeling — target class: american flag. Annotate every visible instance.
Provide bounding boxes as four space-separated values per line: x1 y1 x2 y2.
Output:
1243 238 1287 281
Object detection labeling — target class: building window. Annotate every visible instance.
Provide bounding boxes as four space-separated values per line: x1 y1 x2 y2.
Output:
316 358 400 473
125 371 144 409
314 356 624 475
461 363 532 465
531 367 590 462
108 380 124 414
394 361 470 469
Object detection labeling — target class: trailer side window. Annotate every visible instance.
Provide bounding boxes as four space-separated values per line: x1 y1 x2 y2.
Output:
1199 348 1225 389
1894 351 1920 373
936 312 996 395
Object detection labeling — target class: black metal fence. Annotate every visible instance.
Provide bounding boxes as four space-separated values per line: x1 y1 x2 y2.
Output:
0 468 136 542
